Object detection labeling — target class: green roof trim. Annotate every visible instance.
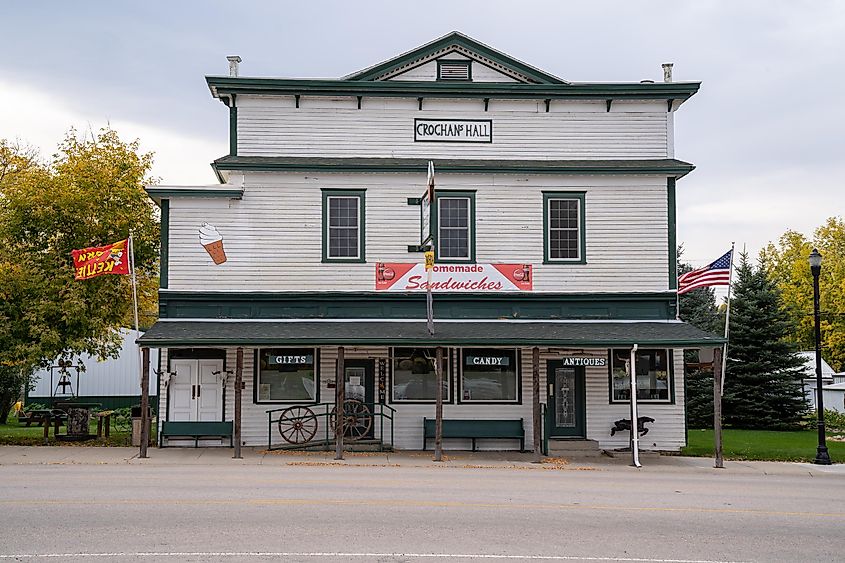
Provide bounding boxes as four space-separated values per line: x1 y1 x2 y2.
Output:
145 187 244 199
137 320 724 348
206 76 700 102
212 156 695 178
341 31 566 84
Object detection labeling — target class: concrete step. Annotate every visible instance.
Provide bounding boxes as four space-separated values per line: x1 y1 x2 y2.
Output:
547 438 602 457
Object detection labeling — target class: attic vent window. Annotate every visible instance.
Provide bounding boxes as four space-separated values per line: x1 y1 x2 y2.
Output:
437 60 472 81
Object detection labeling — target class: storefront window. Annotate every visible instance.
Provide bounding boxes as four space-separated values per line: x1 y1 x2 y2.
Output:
256 348 318 403
610 349 671 403
391 348 449 402
460 348 519 402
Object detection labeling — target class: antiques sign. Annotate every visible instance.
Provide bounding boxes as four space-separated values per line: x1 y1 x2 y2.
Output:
414 119 492 143
561 357 607 367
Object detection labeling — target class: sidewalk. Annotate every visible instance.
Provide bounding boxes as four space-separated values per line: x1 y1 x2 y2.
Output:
0 445 842 476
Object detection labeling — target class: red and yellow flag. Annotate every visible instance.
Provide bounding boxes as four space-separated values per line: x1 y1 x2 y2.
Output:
71 239 130 280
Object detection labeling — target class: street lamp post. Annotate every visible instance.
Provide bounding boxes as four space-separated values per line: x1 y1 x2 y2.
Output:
809 248 831 465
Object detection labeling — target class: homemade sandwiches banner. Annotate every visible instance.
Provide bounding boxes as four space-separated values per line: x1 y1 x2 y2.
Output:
70 239 130 280
375 263 532 292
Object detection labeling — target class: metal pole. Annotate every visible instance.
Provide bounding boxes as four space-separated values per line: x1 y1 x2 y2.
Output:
434 346 443 461
811 256 831 465
233 347 243 459
139 347 150 459
532 347 542 462
721 242 735 396
629 344 641 467
335 347 345 460
713 346 724 469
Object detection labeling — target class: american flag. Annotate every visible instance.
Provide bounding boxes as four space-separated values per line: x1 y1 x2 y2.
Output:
678 249 733 295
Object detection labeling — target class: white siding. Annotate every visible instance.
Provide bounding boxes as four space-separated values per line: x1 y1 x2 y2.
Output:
583 349 686 451
166 173 669 293
30 330 158 398
236 96 668 159
158 346 686 451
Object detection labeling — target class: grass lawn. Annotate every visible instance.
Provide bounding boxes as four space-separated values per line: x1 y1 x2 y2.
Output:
683 428 845 462
0 417 140 446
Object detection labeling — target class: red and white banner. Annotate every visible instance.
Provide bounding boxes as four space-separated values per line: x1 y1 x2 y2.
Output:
375 263 532 292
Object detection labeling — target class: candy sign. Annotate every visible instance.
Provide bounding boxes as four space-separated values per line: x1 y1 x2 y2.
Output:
375 263 532 292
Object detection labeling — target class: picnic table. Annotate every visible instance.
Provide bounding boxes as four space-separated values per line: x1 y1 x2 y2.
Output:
20 409 67 428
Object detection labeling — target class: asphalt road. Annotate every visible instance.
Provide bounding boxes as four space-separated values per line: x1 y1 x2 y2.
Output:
0 459 843 562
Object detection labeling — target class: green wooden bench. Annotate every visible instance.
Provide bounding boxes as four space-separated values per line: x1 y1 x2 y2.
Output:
423 418 525 452
160 421 234 448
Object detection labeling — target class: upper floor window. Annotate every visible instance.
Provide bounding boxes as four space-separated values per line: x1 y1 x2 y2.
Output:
543 192 586 264
435 191 475 262
322 189 365 263
437 59 472 81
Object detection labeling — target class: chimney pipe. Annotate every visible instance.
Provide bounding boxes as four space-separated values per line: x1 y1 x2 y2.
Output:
662 63 673 83
227 56 242 78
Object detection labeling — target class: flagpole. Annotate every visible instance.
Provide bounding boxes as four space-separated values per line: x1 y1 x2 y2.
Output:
129 231 149 456
720 241 735 396
128 232 140 335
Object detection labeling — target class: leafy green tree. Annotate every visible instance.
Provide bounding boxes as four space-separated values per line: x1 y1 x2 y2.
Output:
722 253 808 429
0 130 159 421
677 253 723 428
761 217 845 371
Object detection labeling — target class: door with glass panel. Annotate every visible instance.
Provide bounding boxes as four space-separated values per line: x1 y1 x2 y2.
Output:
546 361 585 437
341 359 375 439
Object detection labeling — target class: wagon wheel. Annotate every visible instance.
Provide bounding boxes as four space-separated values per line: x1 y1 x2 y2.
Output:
329 399 372 441
277 406 318 444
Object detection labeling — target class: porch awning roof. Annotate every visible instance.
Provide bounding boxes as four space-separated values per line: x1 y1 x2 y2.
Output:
137 319 723 348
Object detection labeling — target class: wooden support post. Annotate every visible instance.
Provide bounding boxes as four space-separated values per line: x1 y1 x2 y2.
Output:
532 347 542 462
713 346 724 469
335 346 345 460
434 346 444 462
42 414 50 445
234 347 243 459
139 347 150 459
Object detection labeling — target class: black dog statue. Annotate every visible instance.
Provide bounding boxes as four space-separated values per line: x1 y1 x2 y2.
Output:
610 416 655 436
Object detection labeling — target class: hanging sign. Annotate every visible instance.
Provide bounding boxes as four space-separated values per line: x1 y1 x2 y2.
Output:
414 119 492 143
375 263 532 292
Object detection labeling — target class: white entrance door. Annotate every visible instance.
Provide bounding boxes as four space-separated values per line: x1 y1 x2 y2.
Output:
170 359 224 421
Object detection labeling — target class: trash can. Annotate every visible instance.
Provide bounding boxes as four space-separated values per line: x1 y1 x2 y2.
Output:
130 406 153 447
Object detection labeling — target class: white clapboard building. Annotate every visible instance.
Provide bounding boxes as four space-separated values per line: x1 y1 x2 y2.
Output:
29 329 158 411
139 32 722 452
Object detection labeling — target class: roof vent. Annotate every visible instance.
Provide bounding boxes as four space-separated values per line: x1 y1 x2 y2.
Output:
227 56 242 78
640 79 654 84
437 59 471 81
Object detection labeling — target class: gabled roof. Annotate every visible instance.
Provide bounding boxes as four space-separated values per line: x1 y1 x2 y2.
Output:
342 31 566 84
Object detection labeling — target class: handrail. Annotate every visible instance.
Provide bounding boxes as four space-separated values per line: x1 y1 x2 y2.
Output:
266 401 395 451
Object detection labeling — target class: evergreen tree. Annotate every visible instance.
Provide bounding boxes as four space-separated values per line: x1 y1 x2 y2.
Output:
678 256 722 428
722 253 808 429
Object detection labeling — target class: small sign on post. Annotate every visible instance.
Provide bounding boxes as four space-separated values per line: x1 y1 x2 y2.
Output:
424 250 434 271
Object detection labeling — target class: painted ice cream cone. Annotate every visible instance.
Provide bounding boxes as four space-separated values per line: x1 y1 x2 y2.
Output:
199 223 227 264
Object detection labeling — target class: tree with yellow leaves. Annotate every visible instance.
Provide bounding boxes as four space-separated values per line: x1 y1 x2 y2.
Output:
761 217 845 372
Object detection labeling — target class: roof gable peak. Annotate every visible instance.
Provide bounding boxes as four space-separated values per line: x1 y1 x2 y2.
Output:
342 31 567 84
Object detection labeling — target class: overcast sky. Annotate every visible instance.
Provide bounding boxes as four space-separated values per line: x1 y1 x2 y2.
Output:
2 1 843 267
